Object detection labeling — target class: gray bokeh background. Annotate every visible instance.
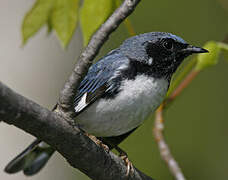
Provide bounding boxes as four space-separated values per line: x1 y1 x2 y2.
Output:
1 0 228 180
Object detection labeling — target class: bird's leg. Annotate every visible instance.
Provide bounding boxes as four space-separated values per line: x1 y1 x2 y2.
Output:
115 146 134 176
84 132 110 152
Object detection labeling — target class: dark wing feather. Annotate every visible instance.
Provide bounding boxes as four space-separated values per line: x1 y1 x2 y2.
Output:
73 50 129 115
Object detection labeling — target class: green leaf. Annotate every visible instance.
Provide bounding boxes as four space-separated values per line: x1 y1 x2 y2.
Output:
80 0 116 46
51 0 79 48
195 41 220 71
22 0 54 45
217 42 228 62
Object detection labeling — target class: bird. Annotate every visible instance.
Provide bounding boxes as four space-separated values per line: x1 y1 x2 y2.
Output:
4 32 208 176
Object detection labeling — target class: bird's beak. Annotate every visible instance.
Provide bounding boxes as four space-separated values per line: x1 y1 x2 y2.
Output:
181 45 209 54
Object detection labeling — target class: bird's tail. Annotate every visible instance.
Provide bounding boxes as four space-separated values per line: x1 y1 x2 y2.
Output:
4 139 55 176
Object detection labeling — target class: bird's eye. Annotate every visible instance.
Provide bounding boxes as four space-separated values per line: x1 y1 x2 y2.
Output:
163 40 173 50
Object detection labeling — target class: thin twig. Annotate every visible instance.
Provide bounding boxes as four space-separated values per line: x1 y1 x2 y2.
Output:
58 0 141 117
154 105 186 180
168 70 199 102
153 69 200 180
124 18 136 36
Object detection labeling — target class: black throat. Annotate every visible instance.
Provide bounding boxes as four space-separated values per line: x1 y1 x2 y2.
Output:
122 58 174 82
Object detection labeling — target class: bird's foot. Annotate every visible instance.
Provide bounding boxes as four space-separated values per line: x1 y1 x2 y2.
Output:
121 154 134 176
85 133 109 153
115 146 134 176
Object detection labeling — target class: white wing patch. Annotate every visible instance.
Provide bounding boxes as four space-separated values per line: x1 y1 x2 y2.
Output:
38 141 50 148
148 57 153 65
75 92 88 113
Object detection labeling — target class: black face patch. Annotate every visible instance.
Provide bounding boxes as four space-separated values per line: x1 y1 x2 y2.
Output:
145 38 173 60
143 38 189 78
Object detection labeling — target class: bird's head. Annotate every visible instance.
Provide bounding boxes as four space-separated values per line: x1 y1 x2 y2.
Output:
120 32 208 79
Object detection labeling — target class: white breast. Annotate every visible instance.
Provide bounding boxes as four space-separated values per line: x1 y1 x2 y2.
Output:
76 75 168 137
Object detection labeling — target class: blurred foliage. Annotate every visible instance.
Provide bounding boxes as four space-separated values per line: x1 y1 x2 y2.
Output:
80 0 117 46
194 41 228 71
195 41 220 71
51 0 79 47
22 0 54 44
22 0 118 47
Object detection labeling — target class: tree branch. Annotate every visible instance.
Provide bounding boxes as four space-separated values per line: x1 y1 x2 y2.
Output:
58 0 141 116
0 82 153 180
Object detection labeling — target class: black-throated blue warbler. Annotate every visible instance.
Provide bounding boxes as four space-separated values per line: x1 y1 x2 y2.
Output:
5 32 208 176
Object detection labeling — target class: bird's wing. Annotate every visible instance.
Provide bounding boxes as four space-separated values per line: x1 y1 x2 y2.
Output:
73 50 129 114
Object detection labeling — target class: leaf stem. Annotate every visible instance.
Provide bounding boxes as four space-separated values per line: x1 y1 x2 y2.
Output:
124 18 136 36
168 70 199 102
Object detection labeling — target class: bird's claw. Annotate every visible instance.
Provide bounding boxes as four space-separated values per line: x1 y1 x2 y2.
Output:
98 141 110 153
120 153 134 176
85 133 110 153
115 146 134 176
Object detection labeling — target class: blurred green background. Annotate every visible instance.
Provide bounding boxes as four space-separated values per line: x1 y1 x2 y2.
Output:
1 0 228 180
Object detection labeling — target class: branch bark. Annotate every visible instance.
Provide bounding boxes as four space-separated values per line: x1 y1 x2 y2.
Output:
58 0 141 117
0 82 153 180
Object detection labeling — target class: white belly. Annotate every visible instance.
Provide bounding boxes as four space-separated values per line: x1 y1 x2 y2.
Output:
76 75 168 137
